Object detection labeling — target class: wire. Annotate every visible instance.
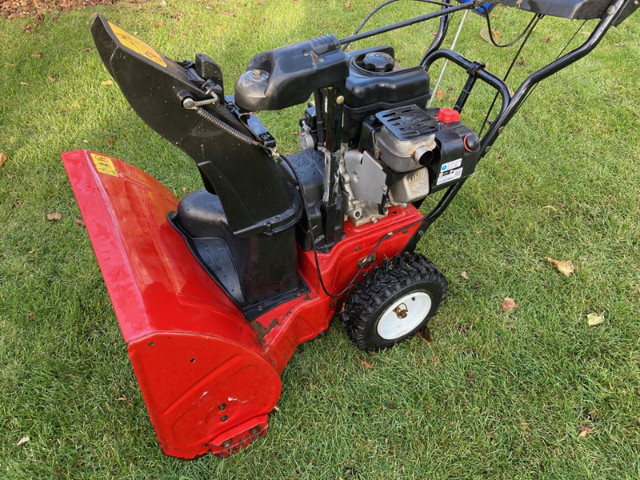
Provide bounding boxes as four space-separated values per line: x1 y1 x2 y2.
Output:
479 13 542 136
484 7 538 48
342 0 454 51
519 19 588 107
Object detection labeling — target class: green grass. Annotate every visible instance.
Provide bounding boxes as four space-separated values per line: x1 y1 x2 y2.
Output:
1 1 639 478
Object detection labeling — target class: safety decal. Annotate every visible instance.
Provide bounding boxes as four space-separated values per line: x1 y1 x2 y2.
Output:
91 153 119 177
436 167 463 185
108 21 167 68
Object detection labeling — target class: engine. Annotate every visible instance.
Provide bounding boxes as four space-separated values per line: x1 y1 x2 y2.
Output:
298 47 481 226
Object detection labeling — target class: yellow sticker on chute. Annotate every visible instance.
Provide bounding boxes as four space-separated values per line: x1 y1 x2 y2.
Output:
108 21 167 68
91 153 119 177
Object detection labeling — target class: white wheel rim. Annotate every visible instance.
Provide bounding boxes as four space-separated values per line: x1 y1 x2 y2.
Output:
377 291 432 340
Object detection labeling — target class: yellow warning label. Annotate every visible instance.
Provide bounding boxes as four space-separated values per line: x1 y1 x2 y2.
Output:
91 153 119 177
108 21 167 68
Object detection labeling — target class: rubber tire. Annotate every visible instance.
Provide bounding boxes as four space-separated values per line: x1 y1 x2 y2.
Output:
341 252 447 351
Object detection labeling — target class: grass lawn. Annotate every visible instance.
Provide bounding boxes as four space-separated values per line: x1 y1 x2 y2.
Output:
1 0 639 478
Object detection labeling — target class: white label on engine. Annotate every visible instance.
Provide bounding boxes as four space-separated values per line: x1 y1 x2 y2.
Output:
441 158 462 172
437 167 463 185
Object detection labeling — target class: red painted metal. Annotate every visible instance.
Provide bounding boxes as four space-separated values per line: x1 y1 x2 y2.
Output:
62 150 423 458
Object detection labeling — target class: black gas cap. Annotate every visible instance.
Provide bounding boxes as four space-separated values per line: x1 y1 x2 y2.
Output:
362 52 395 72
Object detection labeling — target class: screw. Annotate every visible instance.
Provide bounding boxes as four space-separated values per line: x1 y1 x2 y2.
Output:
219 404 226 410
336 95 344 105
498 126 505 134
222 440 231 448
221 415 228 422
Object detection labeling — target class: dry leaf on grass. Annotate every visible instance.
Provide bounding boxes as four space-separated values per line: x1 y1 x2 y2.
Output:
73 217 85 227
116 397 132 405
460 271 469 280
46 212 62 221
480 27 501 44
578 425 593 438
542 205 557 212
0 152 7 168
436 90 445 100
357 356 372 369
47 75 56 83
546 257 575 276
587 312 605 326
417 326 433 343
502 297 518 312
101 80 113 86
16 436 30 446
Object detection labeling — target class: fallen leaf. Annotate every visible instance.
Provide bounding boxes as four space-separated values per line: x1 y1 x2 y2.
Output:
73 217 85 227
0 152 7 168
345 0 351 8
587 312 605 326
20 81 30 86
466 371 476 386
46 212 62 221
542 205 557 212
542 37 551 43
480 27 501 44
153 20 165 28
502 297 518 312
182 187 188 193
460 271 469 280
107 138 116 145
116 397 132 405
221 10 236 16
357 356 372 369
436 90 445 100
546 258 575 276
16 436 30 446
47 75 56 83
31 51 43 58
101 80 113 86
417 326 433 343
28 313 35 319
578 425 593 438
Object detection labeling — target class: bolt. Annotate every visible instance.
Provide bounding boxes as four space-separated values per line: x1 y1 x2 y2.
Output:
336 95 344 105
221 415 228 422
417 231 424 237
607 5 616 14
498 126 505 134
219 404 226 410
251 69 263 79
485 146 492 153
222 440 231 448
261 133 270 139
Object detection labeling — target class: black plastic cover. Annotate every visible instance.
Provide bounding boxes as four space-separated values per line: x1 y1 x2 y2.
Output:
343 46 431 143
234 35 349 111
497 0 635 21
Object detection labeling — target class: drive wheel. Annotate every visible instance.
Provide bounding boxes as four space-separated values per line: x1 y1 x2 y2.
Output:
341 252 447 351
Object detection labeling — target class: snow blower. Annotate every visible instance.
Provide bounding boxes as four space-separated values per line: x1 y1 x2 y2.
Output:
62 0 637 458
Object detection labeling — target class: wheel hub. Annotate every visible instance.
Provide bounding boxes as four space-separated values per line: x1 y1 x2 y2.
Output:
377 291 432 340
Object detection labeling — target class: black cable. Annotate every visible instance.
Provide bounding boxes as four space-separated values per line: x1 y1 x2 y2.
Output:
479 13 542 136
519 19 588 108
485 8 538 48
342 0 454 51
